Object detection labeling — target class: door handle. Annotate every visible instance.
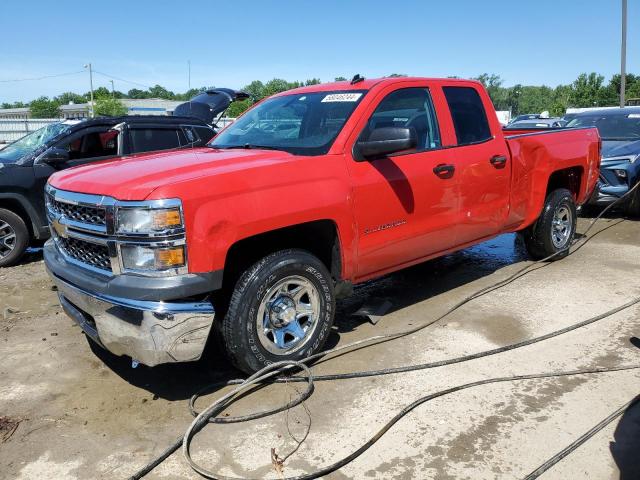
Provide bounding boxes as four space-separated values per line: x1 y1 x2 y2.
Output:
433 164 455 178
490 155 507 168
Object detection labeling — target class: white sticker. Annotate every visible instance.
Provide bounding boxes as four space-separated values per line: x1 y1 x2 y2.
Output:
321 93 363 103
627 114 640 118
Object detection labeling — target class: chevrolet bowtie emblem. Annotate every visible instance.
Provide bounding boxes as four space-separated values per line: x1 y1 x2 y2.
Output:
52 217 68 238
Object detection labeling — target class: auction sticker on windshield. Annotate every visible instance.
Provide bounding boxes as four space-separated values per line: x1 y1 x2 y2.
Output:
321 93 363 102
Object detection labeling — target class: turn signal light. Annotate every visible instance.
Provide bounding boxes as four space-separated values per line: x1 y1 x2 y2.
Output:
155 247 185 268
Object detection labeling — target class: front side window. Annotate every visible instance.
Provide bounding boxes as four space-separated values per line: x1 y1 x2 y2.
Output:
59 128 119 160
209 90 366 155
129 128 181 153
443 86 492 145
359 87 441 151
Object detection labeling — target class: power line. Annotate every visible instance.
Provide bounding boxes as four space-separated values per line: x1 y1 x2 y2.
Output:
92 70 151 89
0 70 85 83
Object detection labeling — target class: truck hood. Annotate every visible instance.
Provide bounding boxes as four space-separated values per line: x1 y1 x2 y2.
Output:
48 147 294 200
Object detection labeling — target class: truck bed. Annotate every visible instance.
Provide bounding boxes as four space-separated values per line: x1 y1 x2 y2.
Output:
503 126 601 230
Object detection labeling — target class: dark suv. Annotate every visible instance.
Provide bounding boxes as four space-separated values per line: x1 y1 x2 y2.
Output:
0 115 216 267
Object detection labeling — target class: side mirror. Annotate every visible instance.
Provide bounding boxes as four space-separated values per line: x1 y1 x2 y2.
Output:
356 127 417 160
42 148 70 164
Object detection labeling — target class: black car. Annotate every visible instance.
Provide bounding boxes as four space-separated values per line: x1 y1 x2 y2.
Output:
566 107 640 215
0 88 249 267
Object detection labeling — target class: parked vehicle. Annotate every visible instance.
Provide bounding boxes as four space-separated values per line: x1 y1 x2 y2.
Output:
566 107 640 215
0 115 215 267
506 118 564 129
509 114 542 124
44 77 600 373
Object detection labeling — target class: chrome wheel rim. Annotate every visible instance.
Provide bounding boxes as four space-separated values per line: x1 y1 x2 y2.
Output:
0 220 16 259
551 205 572 248
256 275 321 355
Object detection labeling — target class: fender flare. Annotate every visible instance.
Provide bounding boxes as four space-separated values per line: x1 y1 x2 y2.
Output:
0 193 48 239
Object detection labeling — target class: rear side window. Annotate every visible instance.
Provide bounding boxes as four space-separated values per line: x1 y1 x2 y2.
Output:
129 128 181 153
443 86 492 145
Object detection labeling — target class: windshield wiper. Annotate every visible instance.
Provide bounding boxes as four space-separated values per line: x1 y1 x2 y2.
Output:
214 144 284 151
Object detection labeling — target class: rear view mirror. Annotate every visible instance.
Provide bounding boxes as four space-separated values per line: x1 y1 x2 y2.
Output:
356 127 417 160
41 148 70 164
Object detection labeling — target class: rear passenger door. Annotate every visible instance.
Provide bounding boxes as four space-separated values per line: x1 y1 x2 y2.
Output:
442 86 511 244
125 125 185 154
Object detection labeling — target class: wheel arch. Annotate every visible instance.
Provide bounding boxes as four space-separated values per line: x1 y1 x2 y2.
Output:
221 219 343 293
546 166 584 200
0 194 40 240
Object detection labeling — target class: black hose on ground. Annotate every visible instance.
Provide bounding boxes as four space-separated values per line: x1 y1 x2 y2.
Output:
523 395 640 480
128 182 640 480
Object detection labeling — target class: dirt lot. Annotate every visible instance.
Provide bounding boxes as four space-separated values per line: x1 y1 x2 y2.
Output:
1 216 639 480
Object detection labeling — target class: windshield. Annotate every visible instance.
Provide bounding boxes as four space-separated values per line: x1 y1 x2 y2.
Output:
209 90 366 155
0 122 72 163
567 113 640 140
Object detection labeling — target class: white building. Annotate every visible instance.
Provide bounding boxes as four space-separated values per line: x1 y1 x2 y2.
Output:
0 98 184 119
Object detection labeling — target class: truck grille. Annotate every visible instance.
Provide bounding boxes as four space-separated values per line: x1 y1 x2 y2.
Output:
57 237 111 271
49 198 106 226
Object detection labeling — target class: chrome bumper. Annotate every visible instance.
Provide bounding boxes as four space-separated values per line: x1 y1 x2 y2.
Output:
48 270 215 366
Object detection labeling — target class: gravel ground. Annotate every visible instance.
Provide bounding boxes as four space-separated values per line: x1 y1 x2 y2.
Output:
0 216 639 480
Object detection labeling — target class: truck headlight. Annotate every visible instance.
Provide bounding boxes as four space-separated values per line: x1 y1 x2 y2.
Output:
120 245 186 271
116 207 183 234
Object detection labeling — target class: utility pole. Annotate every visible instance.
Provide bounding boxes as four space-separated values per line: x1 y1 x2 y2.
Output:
84 63 95 117
109 80 115 97
620 0 627 108
188 60 191 90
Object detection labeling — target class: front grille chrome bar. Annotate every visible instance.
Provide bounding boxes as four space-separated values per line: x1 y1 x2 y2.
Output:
45 185 187 277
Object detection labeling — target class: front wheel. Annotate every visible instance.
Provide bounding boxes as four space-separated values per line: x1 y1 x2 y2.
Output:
222 249 335 374
523 188 577 261
0 208 29 268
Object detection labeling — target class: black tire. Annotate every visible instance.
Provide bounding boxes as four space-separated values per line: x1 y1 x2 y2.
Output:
625 184 640 218
523 188 577 261
0 208 29 268
222 249 335 374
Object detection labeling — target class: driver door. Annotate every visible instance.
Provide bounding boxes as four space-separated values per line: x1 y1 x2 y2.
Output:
345 84 459 280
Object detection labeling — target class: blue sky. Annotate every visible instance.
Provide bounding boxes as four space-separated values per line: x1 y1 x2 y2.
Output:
1 0 637 102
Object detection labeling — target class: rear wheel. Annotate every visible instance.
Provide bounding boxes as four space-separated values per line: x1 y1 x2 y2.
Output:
222 249 335 374
0 208 29 268
523 188 577 261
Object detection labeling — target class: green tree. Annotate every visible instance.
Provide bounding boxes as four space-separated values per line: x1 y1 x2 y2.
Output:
54 92 87 105
29 96 60 118
225 99 251 117
1 101 27 109
569 72 606 107
148 85 175 99
334 76 348 82
127 88 150 99
474 73 508 110
94 96 127 116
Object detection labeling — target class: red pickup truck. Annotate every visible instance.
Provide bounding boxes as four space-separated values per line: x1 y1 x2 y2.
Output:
44 77 600 373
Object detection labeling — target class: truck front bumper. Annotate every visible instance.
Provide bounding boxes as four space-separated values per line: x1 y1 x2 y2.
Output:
45 242 216 367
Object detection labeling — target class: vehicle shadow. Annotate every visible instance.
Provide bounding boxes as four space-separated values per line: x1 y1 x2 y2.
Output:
88 336 244 402
610 393 640 480
329 232 531 338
